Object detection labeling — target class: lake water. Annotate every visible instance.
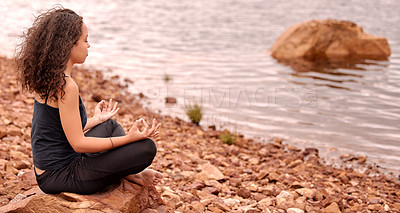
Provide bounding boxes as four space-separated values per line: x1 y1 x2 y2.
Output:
1 0 399 174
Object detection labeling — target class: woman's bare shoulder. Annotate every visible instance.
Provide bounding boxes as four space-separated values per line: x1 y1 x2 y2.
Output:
58 77 80 106
63 77 79 93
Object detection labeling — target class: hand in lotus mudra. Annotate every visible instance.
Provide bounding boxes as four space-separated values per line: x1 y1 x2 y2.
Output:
128 118 161 142
93 99 119 124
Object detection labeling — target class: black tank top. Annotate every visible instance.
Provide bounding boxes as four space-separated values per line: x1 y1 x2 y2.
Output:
31 96 87 170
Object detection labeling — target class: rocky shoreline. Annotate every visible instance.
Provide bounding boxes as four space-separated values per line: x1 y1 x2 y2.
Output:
0 56 399 212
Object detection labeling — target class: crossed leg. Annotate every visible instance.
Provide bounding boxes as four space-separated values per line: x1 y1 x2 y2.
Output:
85 119 164 187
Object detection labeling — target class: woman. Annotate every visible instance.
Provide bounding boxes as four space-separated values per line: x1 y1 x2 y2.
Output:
15 7 163 195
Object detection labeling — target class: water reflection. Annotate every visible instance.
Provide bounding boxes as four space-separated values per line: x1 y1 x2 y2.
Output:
276 58 389 90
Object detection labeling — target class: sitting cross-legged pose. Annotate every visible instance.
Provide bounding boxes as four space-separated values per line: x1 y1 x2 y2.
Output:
15 6 163 195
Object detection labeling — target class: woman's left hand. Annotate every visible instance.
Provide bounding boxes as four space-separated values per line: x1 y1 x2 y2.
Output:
93 99 119 124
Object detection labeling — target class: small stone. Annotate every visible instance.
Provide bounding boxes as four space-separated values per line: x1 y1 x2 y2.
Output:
161 190 181 203
7 125 22 136
368 204 383 211
287 145 302 152
190 201 205 211
9 194 26 204
213 201 231 212
276 197 295 210
287 208 304 213
244 208 261 213
14 161 30 170
252 193 264 202
0 197 10 206
257 170 269 180
0 159 7 170
196 129 204 136
195 163 225 181
258 197 273 207
287 159 302 168
5 161 19 174
268 172 280 182
18 170 37 187
207 206 224 213
384 204 390 211
248 158 259 165
9 150 29 161
229 178 242 187
303 148 319 157
165 97 177 104
392 203 400 210
349 180 359 186
276 191 294 200
322 202 341 213
249 183 258 192
237 188 252 199
180 171 195 179
262 184 275 196
276 191 296 210
200 198 213 206
295 188 314 199
357 156 367 164
189 181 205 190
290 181 304 189
338 172 349 184
202 187 220 195
243 168 253 174
142 208 159 213
205 180 222 190
368 197 382 204
238 204 261 213
196 190 216 200
0 126 7 139
223 198 240 207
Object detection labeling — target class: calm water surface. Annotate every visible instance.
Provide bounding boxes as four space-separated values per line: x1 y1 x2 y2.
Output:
1 0 399 174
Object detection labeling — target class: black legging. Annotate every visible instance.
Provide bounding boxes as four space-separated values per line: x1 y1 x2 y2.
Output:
34 119 157 194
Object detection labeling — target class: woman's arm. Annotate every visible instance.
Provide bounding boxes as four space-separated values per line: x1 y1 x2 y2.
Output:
59 78 161 153
84 99 119 132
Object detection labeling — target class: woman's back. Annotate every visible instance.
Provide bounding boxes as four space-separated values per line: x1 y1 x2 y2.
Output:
31 96 87 170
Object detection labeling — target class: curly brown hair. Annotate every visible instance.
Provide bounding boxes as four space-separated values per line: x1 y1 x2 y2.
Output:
15 6 83 102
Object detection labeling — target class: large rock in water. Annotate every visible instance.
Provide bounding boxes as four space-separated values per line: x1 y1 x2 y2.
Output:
0 179 172 213
270 19 391 61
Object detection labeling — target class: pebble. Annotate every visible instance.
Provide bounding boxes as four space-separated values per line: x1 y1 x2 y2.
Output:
276 191 294 199
223 198 240 207
287 208 304 213
237 188 252 199
295 188 314 199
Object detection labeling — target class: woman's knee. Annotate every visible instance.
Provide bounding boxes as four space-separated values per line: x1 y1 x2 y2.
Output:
96 119 116 128
85 119 124 137
119 138 157 169
119 138 157 158
103 119 120 130
144 138 157 157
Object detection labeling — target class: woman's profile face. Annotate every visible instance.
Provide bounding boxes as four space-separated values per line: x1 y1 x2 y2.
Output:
70 23 90 64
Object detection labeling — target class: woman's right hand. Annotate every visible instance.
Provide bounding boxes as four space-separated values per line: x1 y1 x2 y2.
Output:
127 118 161 142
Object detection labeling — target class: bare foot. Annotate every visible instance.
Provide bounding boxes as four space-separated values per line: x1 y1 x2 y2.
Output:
125 169 163 186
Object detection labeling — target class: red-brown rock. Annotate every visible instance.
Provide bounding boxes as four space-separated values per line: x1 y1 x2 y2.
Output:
165 97 177 104
0 126 7 139
0 179 171 213
237 188 252 199
322 202 341 213
270 19 391 61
